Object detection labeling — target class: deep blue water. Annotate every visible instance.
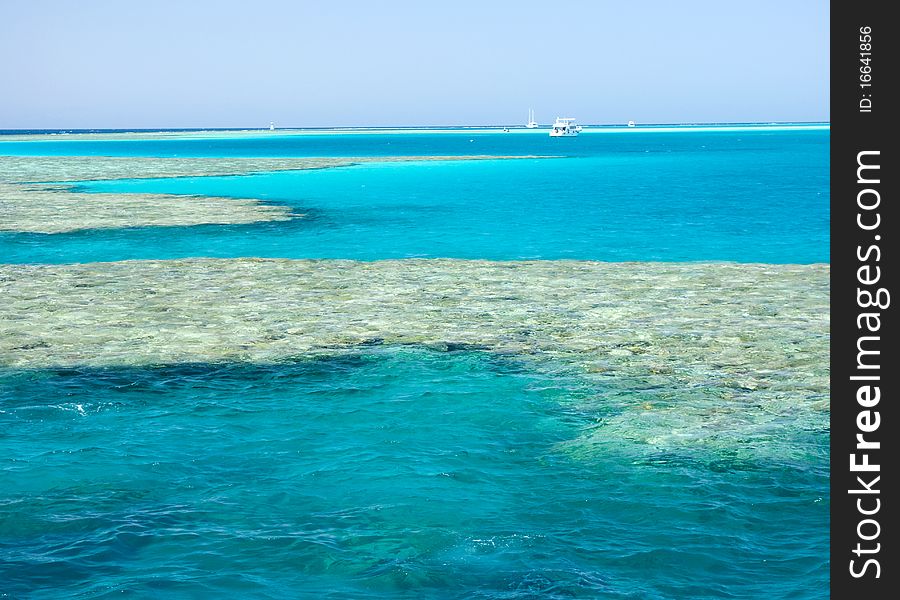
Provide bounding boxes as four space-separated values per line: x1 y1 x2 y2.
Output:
1 129 829 263
0 349 828 599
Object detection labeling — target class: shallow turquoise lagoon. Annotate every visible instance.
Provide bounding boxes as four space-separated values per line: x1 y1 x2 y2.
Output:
1 129 828 264
0 348 828 599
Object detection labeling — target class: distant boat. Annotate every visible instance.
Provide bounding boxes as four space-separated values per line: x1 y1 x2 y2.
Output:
269 122 275 131
549 117 581 137
526 109 538 128
627 120 636 127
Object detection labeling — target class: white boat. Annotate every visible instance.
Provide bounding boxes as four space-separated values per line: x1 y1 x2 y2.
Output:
549 117 581 137
269 121 275 131
526 109 538 128
627 120 636 127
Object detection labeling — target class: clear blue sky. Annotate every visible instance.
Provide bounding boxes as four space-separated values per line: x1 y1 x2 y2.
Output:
1 0 829 128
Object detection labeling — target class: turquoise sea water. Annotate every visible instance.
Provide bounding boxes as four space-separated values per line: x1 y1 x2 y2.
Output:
1 349 828 599
1 127 830 598
1 129 828 264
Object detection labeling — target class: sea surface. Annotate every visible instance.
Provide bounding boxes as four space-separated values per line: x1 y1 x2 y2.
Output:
2 127 828 264
0 126 829 598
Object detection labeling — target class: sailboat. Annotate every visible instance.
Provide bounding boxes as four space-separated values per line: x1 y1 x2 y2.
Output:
526 109 538 128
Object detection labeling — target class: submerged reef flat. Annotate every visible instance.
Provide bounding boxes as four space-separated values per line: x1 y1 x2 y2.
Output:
0 258 828 458
0 156 345 233
0 258 830 371
0 182 295 233
0 155 545 183
0 155 355 183
0 155 543 233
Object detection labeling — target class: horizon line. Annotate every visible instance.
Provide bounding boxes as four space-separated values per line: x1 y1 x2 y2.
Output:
0 120 831 134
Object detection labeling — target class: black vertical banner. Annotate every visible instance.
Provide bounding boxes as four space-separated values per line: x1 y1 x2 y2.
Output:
831 0 896 597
